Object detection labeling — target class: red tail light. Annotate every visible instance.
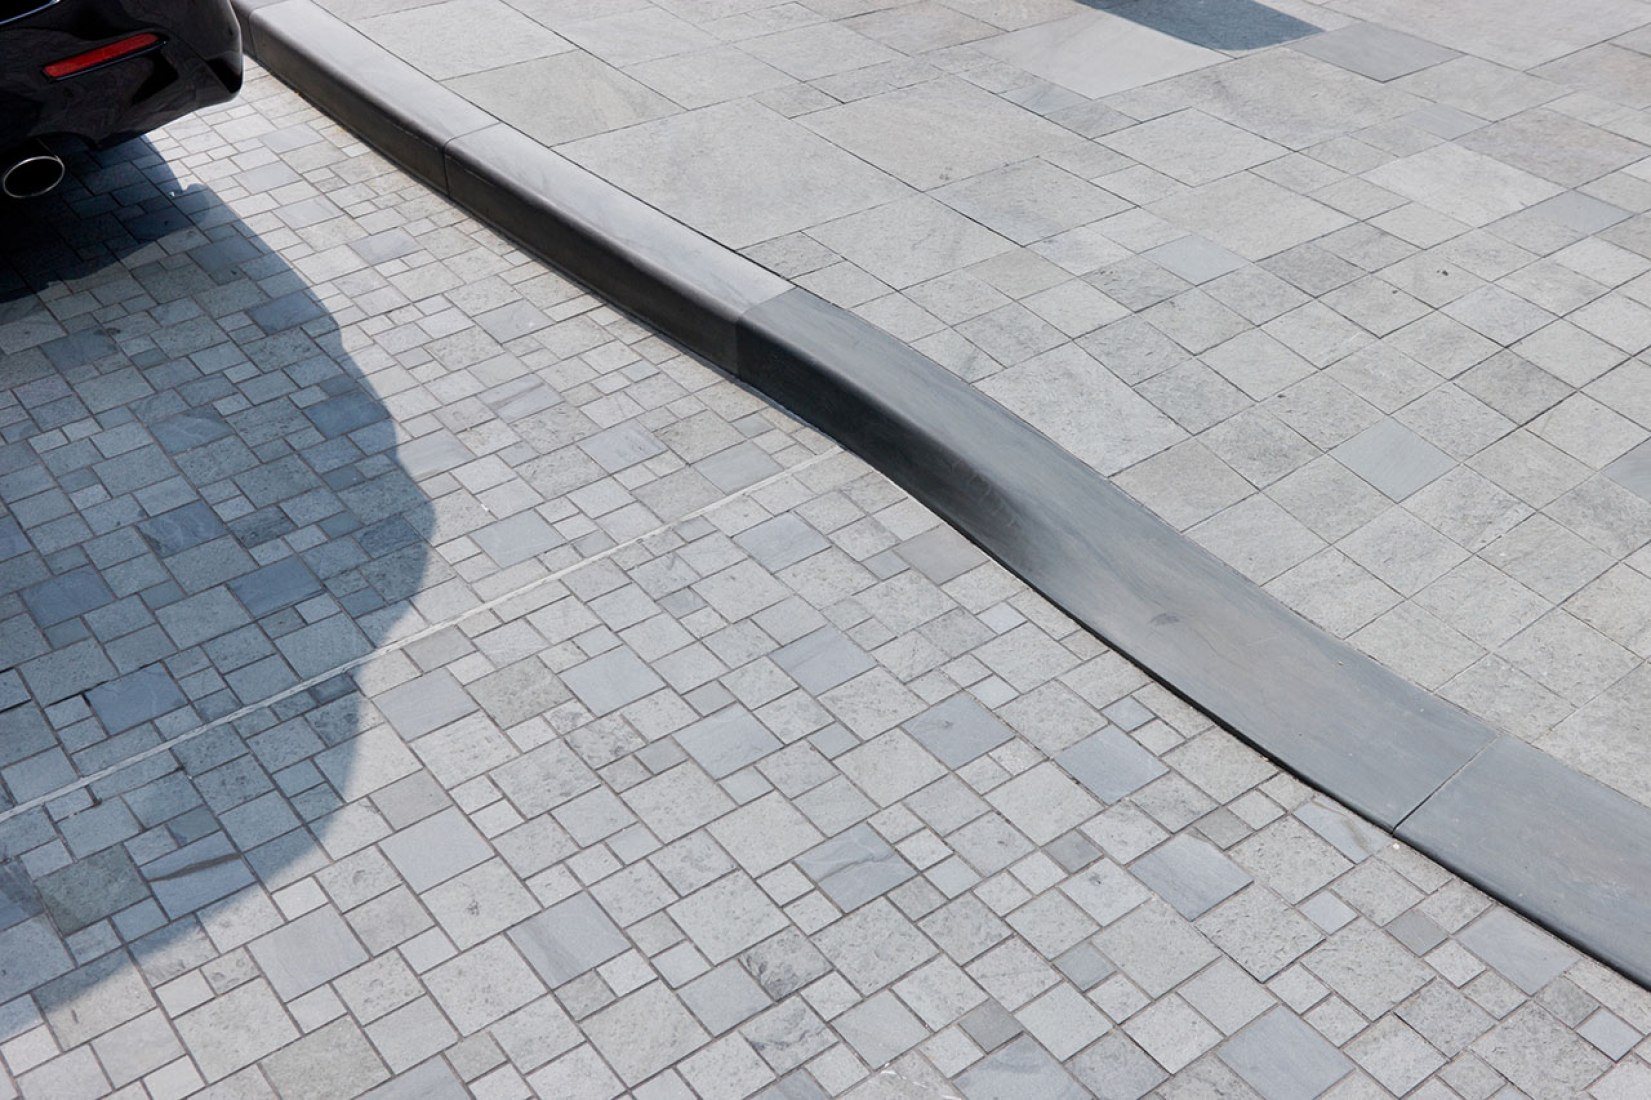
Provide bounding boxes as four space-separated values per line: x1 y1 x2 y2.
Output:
43 32 161 79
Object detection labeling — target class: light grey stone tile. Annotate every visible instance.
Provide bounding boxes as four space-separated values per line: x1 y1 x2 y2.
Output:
1292 22 1458 81
1218 1006 1352 1098
564 100 907 248
980 10 1223 98
800 76 1073 190
249 907 368 999
448 53 677 147
359 0 572 79
582 982 711 1085
510 893 629 985
174 979 297 1081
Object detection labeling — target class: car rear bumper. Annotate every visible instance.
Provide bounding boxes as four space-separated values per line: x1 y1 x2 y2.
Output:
0 0 242 149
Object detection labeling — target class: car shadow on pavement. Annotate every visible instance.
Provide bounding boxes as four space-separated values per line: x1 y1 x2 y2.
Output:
1096 0 1320 50
0 135 432 1041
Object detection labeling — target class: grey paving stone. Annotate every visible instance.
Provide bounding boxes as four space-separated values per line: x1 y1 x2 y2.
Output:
1455 907 1579 994
509 892 629 985
814 898 936 993
34 844 150 935
772 626 877 695
249 906 369 999
1473 1002 1613 1096
470 511 565 567
22 566 113 627
425 939 545 1034
669 873 786 964
1331 418 1457 500
981 10 1224 98
956 1034 1092 1099
836 991 928 1067
262 1018 391 1098
142 833 255 918
379 807 492 891
808 195 1013 289
1056 727 1169 803
35 948 154 1048
86 663 188 734
564 99 906 248
800 77 1071 191
1219 1006 1354 1100
582 982 711 1086
448 52 676 147
681 963 771 1035
676 706 783 778
1293 22 1460 81
1068 1031 1167 1099
794 823 915 910
562 646 666 715
904 695 1015 768
139 501 228 556
1131 834 1253 919
174 978 298 1082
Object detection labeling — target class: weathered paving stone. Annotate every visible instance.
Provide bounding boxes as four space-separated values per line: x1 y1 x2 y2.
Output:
795 823 917 910
34 845 150 935
509 892 630 985
248 907 369 999
1218 1007 1354 1099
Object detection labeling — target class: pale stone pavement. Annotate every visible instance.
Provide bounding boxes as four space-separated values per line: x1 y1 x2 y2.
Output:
3 59 1651 1100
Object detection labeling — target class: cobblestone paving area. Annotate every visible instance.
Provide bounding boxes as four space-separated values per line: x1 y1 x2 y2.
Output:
321 0 1651 810
4 62 1651 1100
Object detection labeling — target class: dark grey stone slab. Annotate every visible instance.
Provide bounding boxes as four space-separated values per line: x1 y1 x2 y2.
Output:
904 695 1014 768
444 123 787 367
736 289 1495 829
248 0 495 190
87 664 188 734
230 557 324 617
1399 736 1651 988
139 501 228 556
22 567 112 627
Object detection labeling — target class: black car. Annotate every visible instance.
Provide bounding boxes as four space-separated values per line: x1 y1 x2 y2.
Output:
0 0 242 198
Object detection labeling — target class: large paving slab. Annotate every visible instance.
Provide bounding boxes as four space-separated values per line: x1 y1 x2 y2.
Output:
3 56 1651 1100
271 0 1651 819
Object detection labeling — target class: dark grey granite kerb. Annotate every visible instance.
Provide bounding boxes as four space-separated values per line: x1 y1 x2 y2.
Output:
232 0 1651 988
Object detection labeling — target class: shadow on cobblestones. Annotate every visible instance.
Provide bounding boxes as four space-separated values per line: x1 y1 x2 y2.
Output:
0 137 432 1024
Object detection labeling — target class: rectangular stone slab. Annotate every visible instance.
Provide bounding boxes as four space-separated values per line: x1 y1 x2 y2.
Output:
1399 736 1651 988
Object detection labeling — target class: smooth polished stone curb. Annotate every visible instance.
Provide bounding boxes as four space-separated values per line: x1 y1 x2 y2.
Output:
234 0 1651 987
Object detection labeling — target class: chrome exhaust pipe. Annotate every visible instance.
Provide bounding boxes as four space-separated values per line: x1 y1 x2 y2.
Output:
1 141 65 199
